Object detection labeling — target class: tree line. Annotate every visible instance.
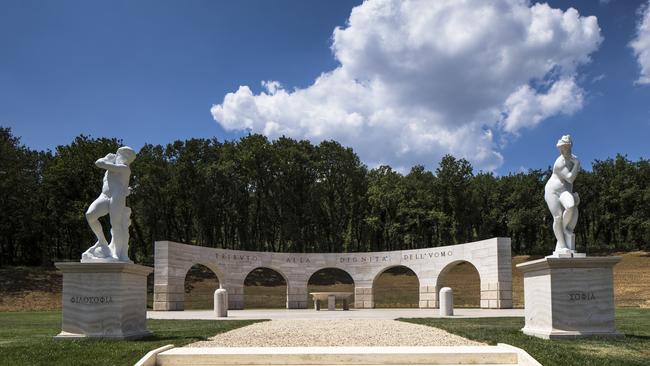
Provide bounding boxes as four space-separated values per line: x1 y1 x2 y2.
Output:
1 127 648 266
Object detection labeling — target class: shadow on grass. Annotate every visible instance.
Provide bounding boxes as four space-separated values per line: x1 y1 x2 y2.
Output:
623 334 650 340
399 308 650 366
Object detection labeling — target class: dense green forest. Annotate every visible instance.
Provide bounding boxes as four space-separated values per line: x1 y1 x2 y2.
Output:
1 127 648 266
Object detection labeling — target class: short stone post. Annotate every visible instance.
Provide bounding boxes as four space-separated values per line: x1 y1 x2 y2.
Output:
327 295 336 311
439 287 453 316
214 288 228 317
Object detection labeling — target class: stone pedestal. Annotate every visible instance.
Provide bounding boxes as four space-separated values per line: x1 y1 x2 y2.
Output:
55 262 153 340
517 257 620 339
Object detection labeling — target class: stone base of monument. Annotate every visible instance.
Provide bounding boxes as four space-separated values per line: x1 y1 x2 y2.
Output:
55 262 153 340
517 256 621 339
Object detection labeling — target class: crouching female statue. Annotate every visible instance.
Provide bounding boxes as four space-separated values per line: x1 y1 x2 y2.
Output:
544 135 580 256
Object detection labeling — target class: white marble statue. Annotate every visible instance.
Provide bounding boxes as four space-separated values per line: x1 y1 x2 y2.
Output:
544 135 580 257
82 146 136 263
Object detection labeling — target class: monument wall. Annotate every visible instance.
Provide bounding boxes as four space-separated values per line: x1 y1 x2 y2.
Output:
153 237 512 310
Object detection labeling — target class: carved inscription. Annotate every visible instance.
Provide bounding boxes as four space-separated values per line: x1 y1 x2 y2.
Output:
339 255 390 263
214 250 453 265
286 257 310 263
70 296 113 304
568 291 595 302
403 251 453 260
217 253 258 262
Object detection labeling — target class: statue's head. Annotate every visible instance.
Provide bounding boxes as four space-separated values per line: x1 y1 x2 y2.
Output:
116 146 136 165
556 135 572 155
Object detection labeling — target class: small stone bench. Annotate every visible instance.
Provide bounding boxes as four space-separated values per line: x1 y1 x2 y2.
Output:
309 292 353 311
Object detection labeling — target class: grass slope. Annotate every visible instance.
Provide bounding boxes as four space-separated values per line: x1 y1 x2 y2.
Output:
401 308 650 366
0 311 262 366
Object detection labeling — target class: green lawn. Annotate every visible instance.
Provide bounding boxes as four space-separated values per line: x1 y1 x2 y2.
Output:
401 308 650 366
2 309 648 365
0 311 262 366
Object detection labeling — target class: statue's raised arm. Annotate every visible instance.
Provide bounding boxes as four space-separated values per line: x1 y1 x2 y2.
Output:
94 153 130 172
544 135 582 257
553 153 580 184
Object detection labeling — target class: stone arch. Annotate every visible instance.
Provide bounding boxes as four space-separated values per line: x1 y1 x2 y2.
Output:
307 267 355 308
307 266 356 284
435 260 481 308
243 266 289 309
371 264 419 284
371 265 420 308
183 262 222 310
183 261 226 284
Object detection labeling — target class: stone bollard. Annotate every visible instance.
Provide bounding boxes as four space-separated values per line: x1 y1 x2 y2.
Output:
214 288 228 317
439 287 453 316
327 295 336 311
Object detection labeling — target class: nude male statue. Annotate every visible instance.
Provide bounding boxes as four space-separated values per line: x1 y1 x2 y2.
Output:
544 135 580 256
81 146 136 262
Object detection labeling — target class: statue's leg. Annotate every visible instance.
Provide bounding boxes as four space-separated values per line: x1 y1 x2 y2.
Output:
108 197 126 259
545 192 566 251
566 202 579 252
86 195 110 245
560 192 576 251
117 207 132 261
552 216 566 251
567 193 580 232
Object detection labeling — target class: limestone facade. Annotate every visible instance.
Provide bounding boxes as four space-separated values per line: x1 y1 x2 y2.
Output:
153 237 513 311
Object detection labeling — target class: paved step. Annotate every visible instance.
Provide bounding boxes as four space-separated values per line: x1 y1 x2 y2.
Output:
152 345 540 365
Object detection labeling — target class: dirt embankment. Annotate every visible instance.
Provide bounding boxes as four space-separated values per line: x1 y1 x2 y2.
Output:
0 266 62 311
1 252 648 311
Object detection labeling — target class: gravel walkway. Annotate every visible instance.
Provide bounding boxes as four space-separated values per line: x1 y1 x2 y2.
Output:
188 319 484 347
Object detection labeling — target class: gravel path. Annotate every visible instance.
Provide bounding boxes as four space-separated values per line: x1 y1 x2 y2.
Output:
188 319 484 347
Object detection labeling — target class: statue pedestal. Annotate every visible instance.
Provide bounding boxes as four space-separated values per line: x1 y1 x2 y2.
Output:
517 257 621 339
54 262 153 340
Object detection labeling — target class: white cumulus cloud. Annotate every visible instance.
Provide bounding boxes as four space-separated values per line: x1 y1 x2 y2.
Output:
502 77 584 133
211 0 601 171
631 1 650 85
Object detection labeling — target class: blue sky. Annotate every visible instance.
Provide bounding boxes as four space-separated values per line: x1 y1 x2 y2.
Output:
1 0 649 174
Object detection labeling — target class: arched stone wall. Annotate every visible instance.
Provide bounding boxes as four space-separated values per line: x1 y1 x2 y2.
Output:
153 237 513 311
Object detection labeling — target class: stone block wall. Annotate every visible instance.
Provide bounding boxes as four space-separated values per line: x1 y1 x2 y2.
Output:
419 285 438 308
287 285 308 309
354 287 374 308
480 281 513 308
